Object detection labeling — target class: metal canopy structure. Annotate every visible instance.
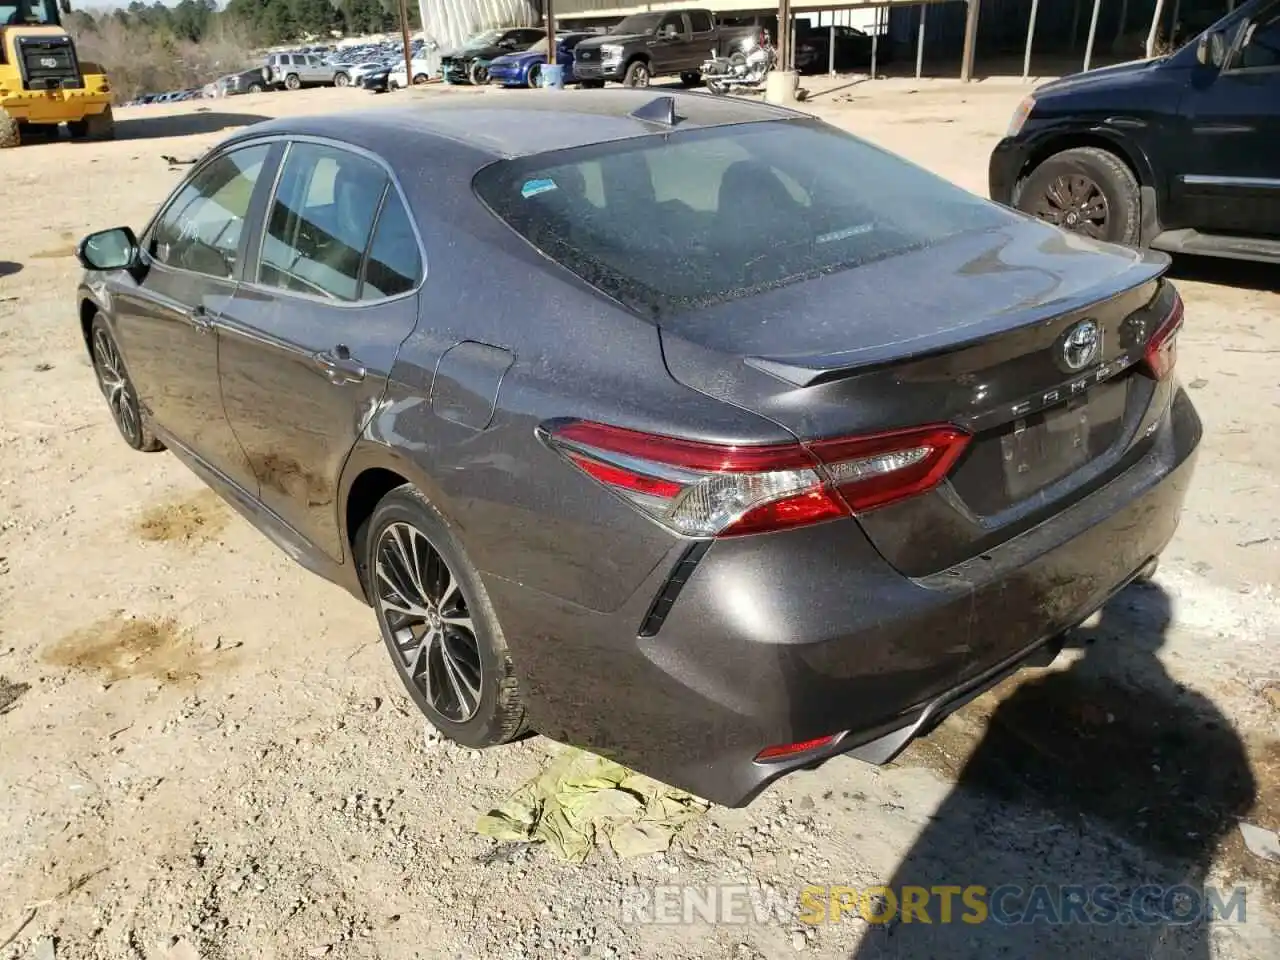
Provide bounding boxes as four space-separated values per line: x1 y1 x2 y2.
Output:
541 0 1222 81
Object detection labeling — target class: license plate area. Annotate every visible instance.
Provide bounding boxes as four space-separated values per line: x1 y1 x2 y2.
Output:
949 378 1130 516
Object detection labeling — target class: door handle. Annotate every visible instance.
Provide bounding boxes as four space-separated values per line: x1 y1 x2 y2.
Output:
186 305 214 334
313 345 367 385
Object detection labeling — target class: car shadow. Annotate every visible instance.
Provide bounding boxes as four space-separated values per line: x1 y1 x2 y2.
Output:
1166 255 1279 294
0 261 22 278
113 112 270 141
851 582 1257 958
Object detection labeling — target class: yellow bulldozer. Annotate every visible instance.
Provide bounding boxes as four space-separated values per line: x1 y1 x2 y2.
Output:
1 0 113 148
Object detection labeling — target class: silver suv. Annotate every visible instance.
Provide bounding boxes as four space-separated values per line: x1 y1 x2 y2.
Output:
264 53 349 90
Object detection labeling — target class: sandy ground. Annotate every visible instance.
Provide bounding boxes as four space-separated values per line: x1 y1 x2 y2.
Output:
0 78 1277 960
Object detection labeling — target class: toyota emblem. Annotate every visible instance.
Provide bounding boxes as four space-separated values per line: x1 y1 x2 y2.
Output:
1060 319 1102 371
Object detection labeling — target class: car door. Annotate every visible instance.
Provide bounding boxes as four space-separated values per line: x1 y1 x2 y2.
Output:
651 13 688 71
108 141 278 491
687 10 716 66
217 139 424 561
1175 2 1280 236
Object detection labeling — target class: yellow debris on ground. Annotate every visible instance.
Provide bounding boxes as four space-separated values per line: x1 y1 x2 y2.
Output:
476 747 711 863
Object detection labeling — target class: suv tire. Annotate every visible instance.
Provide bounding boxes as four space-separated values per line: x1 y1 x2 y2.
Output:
623 59 650 87
361 485 528 749
334 72 350 87
1016 146 1141 247
284 73 301 90
680 70 701 87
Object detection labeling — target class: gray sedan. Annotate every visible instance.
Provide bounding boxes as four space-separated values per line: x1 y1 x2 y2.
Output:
72 92 1200 806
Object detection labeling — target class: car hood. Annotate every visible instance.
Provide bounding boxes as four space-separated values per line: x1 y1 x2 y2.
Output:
490 51 540 66
657 213 1168 386
1034 56 1167 96
577 33 649 49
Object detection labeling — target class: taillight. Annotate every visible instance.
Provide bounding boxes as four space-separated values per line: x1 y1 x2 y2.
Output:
541 420 970 538
1143 288 1184 380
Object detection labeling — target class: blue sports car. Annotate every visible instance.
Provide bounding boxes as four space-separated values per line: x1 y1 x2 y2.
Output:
487 32 595 88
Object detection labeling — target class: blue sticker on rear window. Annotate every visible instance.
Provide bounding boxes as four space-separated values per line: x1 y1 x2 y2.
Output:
521 178 558 199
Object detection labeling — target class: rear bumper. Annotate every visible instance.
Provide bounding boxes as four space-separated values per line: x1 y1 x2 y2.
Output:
484 386 1201 806
1 88 111 123
989 135 1032 205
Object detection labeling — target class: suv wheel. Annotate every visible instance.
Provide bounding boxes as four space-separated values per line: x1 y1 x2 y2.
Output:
248 81 264 93
680 70 701 87
468 60 489 85
89 313 164 452
362 486 528 748
623 59 650 87
526 64 541 88
334 71 350 87
285 73 301 90
1016 146 1141 246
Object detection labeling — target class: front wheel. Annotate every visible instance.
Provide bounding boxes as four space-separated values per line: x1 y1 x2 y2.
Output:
1015 146 1141 247
334 72 350 87
363 486 527 747
90 313 164 452
679 70 702 88
412 73 429 85
468 60 489 86
527 64 541 88
284 73 301 91
247 82 264 93
623 59 650 87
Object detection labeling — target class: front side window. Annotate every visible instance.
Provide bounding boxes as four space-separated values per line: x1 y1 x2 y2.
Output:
658 15 685 38
1234 9 1280 69
474 119 1010 319
0 0 58 26
148 143 271 278
258 142 388 301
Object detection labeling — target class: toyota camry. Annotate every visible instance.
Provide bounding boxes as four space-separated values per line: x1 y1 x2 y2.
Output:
74 91 1200 806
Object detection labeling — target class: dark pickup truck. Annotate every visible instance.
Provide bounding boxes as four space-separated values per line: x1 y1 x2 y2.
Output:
989 0 1280 264
573 9 758 87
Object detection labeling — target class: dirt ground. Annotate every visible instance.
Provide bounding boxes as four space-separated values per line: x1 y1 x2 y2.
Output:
1 78 1277 960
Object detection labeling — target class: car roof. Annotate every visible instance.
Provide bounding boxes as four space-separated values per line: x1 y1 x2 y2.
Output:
231 90 806 163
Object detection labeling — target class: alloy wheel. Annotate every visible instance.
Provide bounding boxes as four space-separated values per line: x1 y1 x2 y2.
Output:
374 521 483 724
1030 174 1109 239
92 327 140 445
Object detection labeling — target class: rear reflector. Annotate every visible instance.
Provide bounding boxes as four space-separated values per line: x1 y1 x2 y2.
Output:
755 734 841 762
542 420 970 538
1142 287 1184 381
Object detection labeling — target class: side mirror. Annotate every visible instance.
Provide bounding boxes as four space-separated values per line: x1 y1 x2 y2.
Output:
1196 30 1226 67
77 227 138 271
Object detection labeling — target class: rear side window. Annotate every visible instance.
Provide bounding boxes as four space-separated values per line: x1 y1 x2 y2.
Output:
361 191 422 300
473 119 1009 318
258 142 388 301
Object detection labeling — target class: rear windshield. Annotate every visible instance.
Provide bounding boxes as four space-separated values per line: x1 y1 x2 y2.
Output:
473 118 1011 319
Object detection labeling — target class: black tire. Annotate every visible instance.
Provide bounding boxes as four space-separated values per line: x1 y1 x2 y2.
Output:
679 70 702 88
578 78 605 89
284 73 301 91
623 59 650 87
1015 146 1141 247
247 82 264 94
468 60 489 86
412 73 429 85
334 71 350 87
89 313 164 452
526 63 541 88
361 485 527 748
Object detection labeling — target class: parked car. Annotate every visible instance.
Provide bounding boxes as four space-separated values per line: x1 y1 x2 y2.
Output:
264 52 350 90
440 27 545 85
361 65 393 93
388 57 437 89
572 9 757 87
488 32 595 88
73 91 1199 808
794 24 893 74
989 0 1280 263
217 66 270 97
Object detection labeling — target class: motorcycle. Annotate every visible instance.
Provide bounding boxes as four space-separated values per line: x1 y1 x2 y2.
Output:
701 30 775 95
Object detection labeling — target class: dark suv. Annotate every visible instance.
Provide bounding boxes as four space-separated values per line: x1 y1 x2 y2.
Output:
990 0 1280 264
573 9 749 87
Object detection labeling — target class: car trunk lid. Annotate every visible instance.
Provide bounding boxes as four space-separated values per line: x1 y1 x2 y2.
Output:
658 219 1176 576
